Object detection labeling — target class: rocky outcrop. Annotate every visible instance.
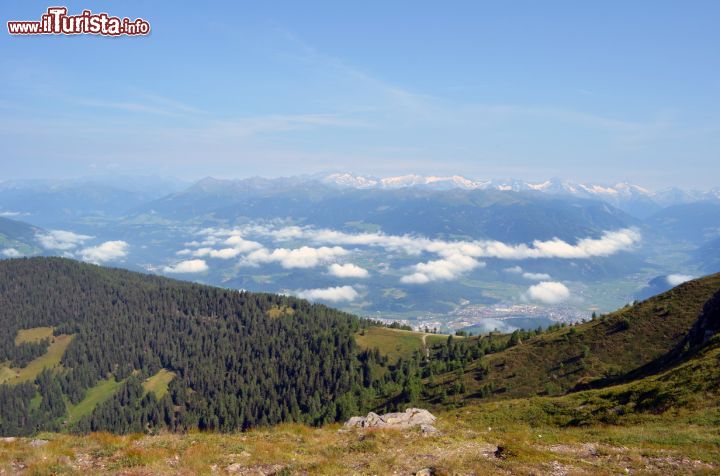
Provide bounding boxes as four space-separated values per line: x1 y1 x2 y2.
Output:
344 408 437 433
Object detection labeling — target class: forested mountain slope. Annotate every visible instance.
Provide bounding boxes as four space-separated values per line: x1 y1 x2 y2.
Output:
0 258 381 435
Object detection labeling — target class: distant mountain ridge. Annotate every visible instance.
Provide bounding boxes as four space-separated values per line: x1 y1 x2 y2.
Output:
321 172 718 199
321 173 719 218
139 178 637 243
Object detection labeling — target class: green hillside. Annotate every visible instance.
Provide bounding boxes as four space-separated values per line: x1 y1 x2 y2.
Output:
426 273 720 402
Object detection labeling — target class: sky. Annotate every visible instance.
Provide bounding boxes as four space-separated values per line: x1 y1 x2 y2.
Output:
1 1 719 188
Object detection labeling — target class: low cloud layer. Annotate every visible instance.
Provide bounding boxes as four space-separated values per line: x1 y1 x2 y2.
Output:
526 281 571 304
179 225 641 285
79 240 129 264
295 285 359 303
163 259 209 274
251 225 641 260
328 263 369 278
241 246 348 269
37 230 93 250
666 274 695 286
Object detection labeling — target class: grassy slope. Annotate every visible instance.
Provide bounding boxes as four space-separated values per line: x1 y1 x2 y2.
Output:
0 334 73 385
355 327 461 362
14 327 54 345
437 273 720 401
469 335 720 429
142 369 175 399
356 327 426 362
66 378 124 426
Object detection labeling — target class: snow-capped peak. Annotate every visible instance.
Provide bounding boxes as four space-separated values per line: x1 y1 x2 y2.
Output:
320 173 718 207
323 173 379 189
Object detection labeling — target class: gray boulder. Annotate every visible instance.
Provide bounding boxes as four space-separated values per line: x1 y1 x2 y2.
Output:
344 408 437 431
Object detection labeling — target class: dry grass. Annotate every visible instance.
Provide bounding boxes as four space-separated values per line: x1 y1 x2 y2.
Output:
266 305 295 319
1 406 717 475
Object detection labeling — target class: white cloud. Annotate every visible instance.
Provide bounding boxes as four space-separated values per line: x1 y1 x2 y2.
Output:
79 240 129 264
189 247 244 260
163 259 209 274
522 272 552 281
222 236 263 252
248 225 641 260
184 224 641 284
241 246 348 269
526 281 571 304
0 211 23 217
401 253 484 284
504 266 523 274
295 285 359 303
208 248 244 259
666 274 694 286
179 230 263 260
2 248 22 258
37 230 93 250
328 263 369 278
422 228 641 260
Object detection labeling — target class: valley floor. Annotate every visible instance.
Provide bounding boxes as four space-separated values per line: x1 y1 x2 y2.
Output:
2 409 718 475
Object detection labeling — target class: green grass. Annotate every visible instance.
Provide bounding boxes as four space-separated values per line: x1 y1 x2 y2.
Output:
356 326 469 363
356 327 428 362
142 369 175 398
0 334 73 384
66 377 124 425
425 334 456 346
14 326 54 345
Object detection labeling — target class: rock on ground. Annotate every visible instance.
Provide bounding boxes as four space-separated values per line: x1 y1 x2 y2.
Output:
344 408 438 434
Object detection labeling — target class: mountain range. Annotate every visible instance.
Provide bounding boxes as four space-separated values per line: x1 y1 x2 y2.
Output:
321 173 720 218
0 174 718 324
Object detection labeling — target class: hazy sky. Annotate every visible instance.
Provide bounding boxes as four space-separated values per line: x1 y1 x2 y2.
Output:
2 1 719 188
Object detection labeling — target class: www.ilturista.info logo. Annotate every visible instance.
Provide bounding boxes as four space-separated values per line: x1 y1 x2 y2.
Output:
7 7 150 36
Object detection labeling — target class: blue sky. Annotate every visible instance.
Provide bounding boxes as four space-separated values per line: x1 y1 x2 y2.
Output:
1 1 719 188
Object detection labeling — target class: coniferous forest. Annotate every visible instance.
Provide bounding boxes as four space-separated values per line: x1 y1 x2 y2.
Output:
0 258 495 436
0 258 371 435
